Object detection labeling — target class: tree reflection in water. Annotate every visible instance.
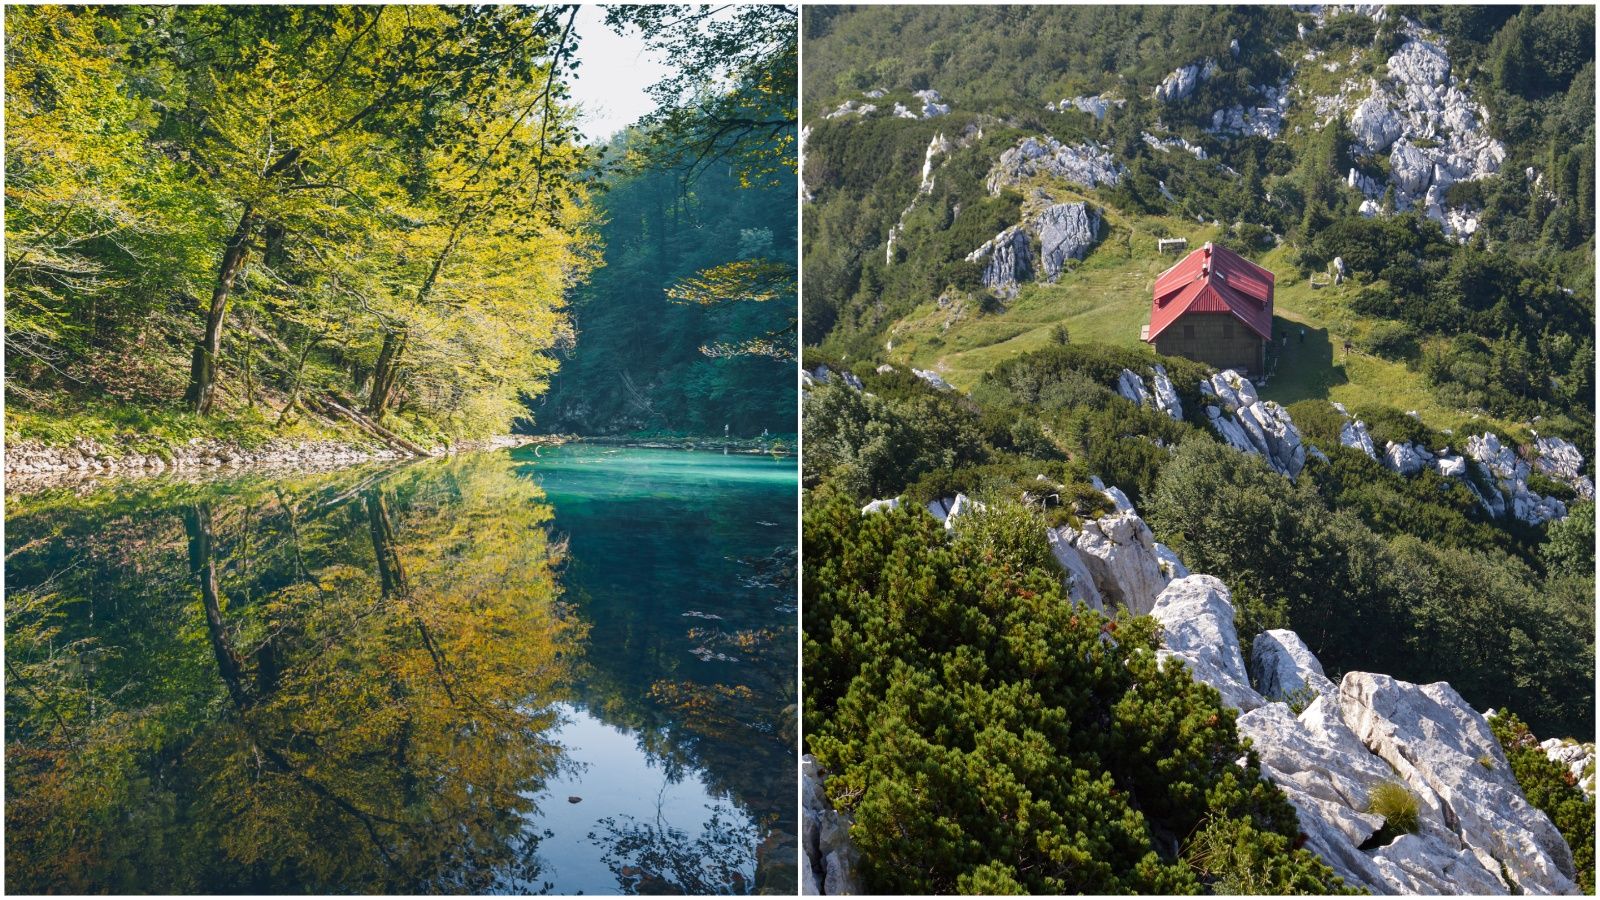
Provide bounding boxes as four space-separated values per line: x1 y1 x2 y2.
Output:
5 458 579 893
589 804 758 895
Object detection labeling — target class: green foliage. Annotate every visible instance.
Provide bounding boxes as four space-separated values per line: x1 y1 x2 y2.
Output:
1542 502 1596 579
802 495 1353 894
531 130 796 437
800 381 985 500
1489 711 1596 893
5 5 601 439
1185 814 1354 895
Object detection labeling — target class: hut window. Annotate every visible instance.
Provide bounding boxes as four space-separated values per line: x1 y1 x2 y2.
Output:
1183 324 1195 339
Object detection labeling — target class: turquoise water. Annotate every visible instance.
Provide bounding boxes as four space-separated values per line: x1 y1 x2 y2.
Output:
4 445 797 894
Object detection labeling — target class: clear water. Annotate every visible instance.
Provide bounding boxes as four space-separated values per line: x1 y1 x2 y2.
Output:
3 445 797 894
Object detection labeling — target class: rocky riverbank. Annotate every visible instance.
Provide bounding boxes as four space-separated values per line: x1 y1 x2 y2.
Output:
4 433 558 493
563 434 796 456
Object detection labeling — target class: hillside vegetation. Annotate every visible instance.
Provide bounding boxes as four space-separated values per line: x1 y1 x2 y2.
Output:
801 6 1594 894
802 5 1593 451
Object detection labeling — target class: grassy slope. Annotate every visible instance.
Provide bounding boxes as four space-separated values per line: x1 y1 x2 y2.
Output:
861 206 1523 442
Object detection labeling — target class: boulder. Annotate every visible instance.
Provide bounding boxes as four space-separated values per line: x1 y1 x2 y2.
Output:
1434 453 1467 479
912 369 953 392
1340 673 1580 894
966 224 1032 298
1251 629 1337 704
860 497 900 516
1116 368 1152 408
1149 365 1183 421
1390 142 1433 195
1150 575 1265 712
1032 202 1099 279
1384 440 1429 477
1339 418 1378 460
1048 509 1178 616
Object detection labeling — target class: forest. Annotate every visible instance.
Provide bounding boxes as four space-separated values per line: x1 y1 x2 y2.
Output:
6 5 598 450
5 4 799 452
528 129 798 438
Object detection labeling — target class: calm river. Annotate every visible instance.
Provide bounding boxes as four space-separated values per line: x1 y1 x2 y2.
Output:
4 445 797 894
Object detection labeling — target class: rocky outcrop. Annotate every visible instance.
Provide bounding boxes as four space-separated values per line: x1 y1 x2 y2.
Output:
1201 370 1305 479
1154 59 1218 103
1142 131 1208 160
860 497 901 515
1465 432 1568 525
1047 94 1123 120
1151 575 1265 712
808 364 864 392
968 201 1101 295
1210 80 1290 139
1341 673 1580 894
1384 440 1430 477
1252 628 1338 704
1150 365 1184 421
1116 368 1153 408
1048 491 1186 616
913 88 951 118
1333 403 1378 460
965 225 1031 298
1540 739 1596 799
1532 435 1595 501
1033 202 1100 279
1342 37 1506 239
802 755 862 895
1149 566 1581 894
986 137 1123 194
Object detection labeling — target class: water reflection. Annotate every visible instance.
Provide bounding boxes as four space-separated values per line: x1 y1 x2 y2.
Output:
5 447 797 894
6 459 575 893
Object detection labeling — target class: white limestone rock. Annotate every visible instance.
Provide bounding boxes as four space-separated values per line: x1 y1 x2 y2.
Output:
913 88 950 118
1251 629 1337 704
1116 368 1152 408
1340 673 1580 895
1149 365 1183 421
1532 435 1595 501
1434 452 1467 479
1155 59 1216 103
860 497 901 515
1540 739 1596 798
1339 417 1378 460
986 136 1124 194
912 368 953 392
1352 94 1404 152
1032 202 1099 279
1045 532 1107 613
1150 575 1265 712
802 755 863 896
966 224 1032 298
1384 440 1429 477
1049 509 1177 616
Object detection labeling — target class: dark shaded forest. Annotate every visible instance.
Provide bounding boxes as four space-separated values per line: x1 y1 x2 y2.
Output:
526 131 798 438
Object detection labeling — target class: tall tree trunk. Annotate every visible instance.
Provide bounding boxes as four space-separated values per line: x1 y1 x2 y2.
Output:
185 207 256 414
366 329 407 420
364 489 456 702
184 502 249 709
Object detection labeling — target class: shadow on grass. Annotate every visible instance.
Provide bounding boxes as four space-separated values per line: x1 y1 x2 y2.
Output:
1263 315 1347 404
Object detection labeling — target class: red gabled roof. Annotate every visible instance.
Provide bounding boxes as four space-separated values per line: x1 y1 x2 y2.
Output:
1146 242 1274 343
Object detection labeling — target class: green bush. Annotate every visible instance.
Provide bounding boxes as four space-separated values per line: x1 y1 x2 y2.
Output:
1489 711 1595 894
802 496 1356 895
